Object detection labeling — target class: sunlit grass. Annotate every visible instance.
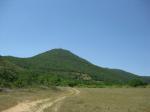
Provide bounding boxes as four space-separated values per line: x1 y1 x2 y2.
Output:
60 88 150 112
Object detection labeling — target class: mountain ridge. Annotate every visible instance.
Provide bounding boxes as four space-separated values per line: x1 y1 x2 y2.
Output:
0 48 149 87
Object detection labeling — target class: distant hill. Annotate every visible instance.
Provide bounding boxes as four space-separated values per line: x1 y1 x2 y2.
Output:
0 49 149 87
141 76 150 83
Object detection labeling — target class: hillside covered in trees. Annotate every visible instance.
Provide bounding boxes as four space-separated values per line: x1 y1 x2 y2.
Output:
0 49 149 88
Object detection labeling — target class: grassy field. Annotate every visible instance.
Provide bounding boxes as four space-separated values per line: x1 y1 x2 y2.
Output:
0 87 66 111
0 88 150 112
59 88 150 112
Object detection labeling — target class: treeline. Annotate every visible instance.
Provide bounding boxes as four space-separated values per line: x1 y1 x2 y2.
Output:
0 69 148 88
0 49 149 88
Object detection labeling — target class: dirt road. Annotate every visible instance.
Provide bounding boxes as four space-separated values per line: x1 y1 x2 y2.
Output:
2 88 80 112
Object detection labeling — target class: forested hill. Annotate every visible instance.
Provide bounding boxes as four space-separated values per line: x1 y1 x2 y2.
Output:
0 49 149 87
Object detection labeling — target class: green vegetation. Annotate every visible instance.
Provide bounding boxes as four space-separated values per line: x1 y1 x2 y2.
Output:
128 79 147 87
0 49 149 88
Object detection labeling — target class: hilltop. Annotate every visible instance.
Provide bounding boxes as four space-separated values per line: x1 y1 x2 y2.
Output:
0 49 148 87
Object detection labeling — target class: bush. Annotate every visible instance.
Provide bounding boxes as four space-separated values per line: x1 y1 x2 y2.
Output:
68 81 77 87
128 79 147 87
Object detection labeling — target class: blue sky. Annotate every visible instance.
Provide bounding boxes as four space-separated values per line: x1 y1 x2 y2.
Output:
0 0 150 76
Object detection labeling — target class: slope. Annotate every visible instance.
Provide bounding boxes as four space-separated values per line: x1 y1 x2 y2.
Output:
3 49 143 86
0 56 24 87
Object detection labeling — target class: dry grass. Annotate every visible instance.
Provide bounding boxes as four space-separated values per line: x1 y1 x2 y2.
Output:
59 88 150 112
0 87 65 111
0 88 150 112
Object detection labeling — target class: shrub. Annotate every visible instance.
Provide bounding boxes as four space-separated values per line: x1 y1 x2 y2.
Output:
128 79 147 87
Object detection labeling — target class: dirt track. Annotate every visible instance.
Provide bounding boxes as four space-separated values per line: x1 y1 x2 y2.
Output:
2 88 80 112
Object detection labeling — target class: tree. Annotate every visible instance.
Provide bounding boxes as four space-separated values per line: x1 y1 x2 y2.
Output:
128 79 147 87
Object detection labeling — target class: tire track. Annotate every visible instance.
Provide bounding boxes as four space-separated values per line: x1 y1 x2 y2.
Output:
51 88 80 112
2 88 80 112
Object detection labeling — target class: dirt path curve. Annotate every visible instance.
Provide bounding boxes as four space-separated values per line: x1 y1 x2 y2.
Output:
51 88 80 112
2 88 80 112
